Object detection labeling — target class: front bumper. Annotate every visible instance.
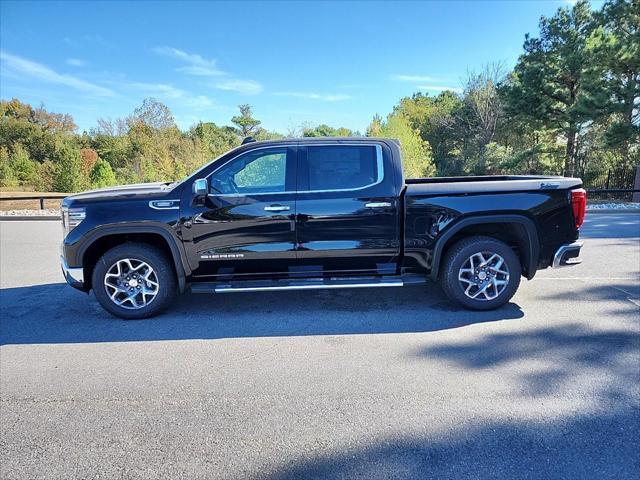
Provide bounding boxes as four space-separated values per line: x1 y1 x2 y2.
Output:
552 242 583 268
61 255 85 290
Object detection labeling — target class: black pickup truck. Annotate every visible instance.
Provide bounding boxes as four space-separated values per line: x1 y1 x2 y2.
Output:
60 137 586 319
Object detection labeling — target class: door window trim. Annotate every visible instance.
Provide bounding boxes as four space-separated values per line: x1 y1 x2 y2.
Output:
205 143 384 197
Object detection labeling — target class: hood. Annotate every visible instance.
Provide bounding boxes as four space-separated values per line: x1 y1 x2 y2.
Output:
63 182 177 204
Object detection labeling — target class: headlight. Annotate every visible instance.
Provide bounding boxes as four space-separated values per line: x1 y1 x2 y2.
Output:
61 206 86 236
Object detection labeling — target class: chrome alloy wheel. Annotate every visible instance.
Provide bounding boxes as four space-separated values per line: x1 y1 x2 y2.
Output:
458 251 510 301
103 258 159 309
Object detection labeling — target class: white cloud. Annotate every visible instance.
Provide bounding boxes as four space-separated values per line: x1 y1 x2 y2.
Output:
130 82 187 98
418 84 462 93
66 58 86 67
392 74 436 82
0 50 114 97
129 82 213 109
183 95 213 108
153 46 225 76
215 79 263 95
274 91 351 102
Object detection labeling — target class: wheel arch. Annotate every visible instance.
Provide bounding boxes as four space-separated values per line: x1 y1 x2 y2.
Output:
78 225 188 293
430 214 539 281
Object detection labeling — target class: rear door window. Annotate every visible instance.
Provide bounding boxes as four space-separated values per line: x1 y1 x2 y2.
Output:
302 145 382 191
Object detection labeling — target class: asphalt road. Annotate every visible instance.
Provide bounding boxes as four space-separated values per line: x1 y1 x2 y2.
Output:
1 215 639 479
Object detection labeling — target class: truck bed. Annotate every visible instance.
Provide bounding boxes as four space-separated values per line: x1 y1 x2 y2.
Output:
405 175 582 195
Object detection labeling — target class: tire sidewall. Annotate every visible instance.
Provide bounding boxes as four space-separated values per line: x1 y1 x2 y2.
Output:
92 244 176 320
442 237 521 310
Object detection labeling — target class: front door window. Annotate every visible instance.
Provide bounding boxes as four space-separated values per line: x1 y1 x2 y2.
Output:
210 148 287 194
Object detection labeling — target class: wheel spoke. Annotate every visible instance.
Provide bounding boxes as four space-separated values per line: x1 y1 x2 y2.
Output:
471 283 491 299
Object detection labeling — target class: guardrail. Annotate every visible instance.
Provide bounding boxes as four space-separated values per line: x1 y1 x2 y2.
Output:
0 194 67 210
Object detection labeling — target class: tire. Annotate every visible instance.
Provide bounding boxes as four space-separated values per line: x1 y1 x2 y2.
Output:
92 242 176 319
440 235 521 310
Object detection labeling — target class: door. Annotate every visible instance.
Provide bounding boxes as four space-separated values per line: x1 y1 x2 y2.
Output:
188 146 297 279
295 143 401 276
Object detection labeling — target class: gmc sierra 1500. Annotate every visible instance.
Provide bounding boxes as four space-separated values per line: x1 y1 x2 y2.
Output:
60 137 585 319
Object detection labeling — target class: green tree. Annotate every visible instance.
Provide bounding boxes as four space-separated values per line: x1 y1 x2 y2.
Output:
369 114 435 178
0 147 18 187
366 115 383 137
393 91 464 175
34 160 57 192
505 0 596 176
90 158 117 188
191 122 239 158
231 104 261 138
54 144 84 192
585 0 640 164
9 144 38 186
302 124 354 137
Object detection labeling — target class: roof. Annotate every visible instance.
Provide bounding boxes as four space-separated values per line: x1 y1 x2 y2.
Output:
244 136 397 147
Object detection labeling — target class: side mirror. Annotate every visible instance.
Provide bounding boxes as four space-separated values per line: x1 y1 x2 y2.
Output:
192 178 208 196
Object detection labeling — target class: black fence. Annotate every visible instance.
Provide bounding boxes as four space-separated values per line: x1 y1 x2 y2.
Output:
0 194 66 210
583 167 639 201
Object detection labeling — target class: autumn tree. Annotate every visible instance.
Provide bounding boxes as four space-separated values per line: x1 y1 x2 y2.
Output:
131 97 176 130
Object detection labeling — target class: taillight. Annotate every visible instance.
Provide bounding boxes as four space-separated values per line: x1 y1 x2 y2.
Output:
571 188 587 229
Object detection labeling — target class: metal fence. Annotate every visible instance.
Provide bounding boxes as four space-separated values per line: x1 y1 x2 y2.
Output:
582 166 639 201
0 194 66 210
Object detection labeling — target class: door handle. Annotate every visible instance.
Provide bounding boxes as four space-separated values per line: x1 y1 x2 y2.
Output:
365 202 392 208
264 205 290 212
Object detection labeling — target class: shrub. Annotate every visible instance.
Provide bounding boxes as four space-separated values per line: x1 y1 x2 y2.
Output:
90 159 117 188
9 144 38 185
54 144 84 192
0 147 18 187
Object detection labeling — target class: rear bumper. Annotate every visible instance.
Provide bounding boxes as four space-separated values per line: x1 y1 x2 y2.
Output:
61 255 85 290
552 242 583 268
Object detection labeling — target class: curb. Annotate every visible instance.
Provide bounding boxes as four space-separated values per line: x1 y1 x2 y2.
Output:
0 216 60 221
586 209 640 214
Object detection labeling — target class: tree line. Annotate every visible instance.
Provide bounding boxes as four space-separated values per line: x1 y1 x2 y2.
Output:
0 0 636 193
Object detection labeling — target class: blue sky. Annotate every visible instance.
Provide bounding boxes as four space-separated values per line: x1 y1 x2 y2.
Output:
0 0 601 133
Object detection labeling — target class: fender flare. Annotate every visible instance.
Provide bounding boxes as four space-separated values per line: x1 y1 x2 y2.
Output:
77 223 189 293
430 214 539 281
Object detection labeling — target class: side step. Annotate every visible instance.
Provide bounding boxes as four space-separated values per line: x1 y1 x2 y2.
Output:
190 275 427 294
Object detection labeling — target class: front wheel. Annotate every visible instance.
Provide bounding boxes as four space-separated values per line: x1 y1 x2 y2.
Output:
92 243 176 319
440 236 521 310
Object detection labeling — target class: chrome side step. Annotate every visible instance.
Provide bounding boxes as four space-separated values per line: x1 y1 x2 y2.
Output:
190 275 427 294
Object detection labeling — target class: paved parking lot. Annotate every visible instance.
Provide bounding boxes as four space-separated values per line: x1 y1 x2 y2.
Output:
1 214 639 479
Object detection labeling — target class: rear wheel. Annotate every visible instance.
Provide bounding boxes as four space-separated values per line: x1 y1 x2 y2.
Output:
92 243 176 319
440 236 521 310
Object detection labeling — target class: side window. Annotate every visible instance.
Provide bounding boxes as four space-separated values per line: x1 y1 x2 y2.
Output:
304 145 381 191
211 148 287 194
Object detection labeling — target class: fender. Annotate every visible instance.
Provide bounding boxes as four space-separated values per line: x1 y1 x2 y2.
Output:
430 214 540 281
77 223 190 293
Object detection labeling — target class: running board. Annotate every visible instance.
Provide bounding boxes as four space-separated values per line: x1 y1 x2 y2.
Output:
190 275 427 294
